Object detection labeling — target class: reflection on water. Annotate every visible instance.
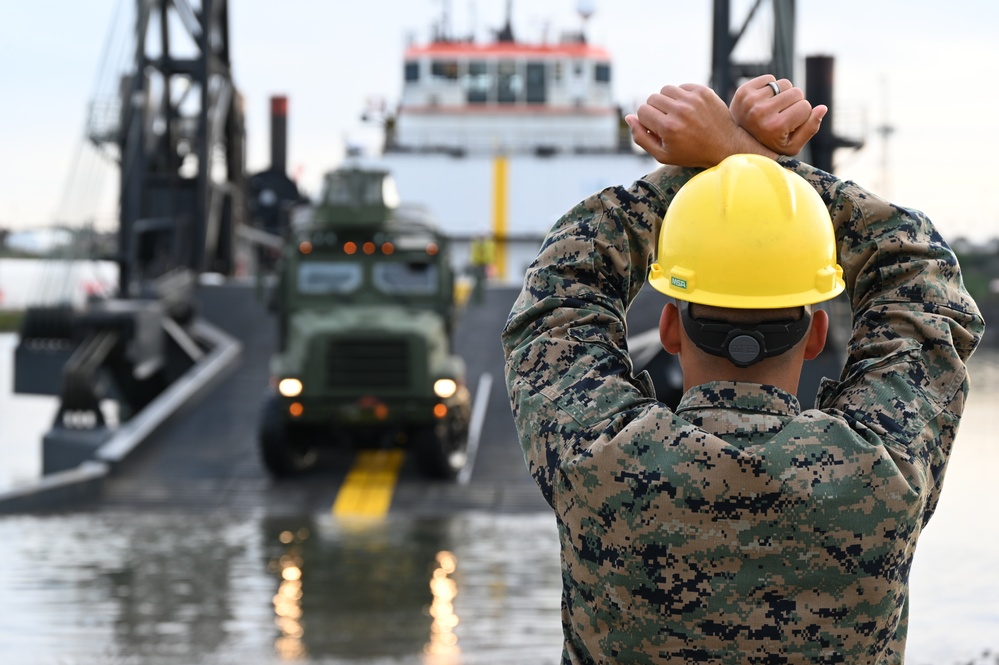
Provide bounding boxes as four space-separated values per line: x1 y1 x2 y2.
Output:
0 511 258 664
1 351 997 664
272 527 308 660
0 511 561 664
426 550 460 661
261 516 449 661
256 516 563 665
906 348 999 665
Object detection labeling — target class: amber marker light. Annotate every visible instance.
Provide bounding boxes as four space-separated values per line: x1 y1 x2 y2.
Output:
363 241 376 255
289 402 304 417
433 403 448 419
344 241 357 255
299 241 313 254
381 242 395 255
426 243 439 255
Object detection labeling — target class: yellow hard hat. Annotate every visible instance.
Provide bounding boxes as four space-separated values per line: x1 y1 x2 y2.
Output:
649 154 844 309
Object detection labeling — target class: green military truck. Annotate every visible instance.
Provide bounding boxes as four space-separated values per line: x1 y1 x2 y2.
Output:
260 166 470 480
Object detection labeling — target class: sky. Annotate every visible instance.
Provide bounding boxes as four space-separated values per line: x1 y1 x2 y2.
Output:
1 0 998 243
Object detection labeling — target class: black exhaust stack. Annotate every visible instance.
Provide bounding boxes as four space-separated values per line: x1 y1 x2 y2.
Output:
270 96 288 174
805 56 863 173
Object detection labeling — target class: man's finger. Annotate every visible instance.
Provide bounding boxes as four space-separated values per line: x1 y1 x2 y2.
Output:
634 103 659 130
744 73 777 89
772 86 805 111
786 106 828 153
644 93 674 115
636 101 676 135
776 98 813 134
626 114 667 158
659 84 693 100
768 78 792 96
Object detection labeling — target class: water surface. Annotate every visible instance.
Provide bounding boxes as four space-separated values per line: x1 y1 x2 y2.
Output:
1 349 996 665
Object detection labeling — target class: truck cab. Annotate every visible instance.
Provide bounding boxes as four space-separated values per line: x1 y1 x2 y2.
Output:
260 166 470 480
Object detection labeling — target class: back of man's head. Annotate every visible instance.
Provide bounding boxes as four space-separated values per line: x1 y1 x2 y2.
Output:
649 154 844 371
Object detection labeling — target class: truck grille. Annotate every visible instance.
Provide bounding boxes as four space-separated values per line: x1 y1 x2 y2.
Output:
327 339 411 390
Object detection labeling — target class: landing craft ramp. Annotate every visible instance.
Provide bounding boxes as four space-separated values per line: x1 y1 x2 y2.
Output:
76 281 844 517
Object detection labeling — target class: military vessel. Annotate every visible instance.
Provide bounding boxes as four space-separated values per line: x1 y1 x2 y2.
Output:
375 1 654 281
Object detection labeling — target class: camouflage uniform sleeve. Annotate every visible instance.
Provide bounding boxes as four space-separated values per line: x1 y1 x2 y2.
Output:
778 157 986 525
501 165 698 506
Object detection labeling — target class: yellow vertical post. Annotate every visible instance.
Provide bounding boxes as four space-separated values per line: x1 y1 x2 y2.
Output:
492 155 508 282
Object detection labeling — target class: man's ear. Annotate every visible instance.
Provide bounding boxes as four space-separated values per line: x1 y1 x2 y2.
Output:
659 302 682 355
804 308 829 360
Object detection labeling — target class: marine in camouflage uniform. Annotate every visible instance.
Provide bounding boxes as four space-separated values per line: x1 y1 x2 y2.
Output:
502 154 984 663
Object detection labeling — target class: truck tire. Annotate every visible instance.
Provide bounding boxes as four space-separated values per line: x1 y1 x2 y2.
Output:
412 420 468 481
259 396 319 477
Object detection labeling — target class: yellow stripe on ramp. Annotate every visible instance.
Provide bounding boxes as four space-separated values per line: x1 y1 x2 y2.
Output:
332 449 405 518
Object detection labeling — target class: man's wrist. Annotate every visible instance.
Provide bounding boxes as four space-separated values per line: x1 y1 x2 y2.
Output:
734 125 779 159
703 125 777 166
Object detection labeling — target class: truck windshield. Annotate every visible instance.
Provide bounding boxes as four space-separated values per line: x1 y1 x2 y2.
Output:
297 261 362 295
373 261 439 295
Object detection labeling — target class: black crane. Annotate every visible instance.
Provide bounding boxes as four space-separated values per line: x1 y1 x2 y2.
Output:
710 0 862 172
13 0 259 474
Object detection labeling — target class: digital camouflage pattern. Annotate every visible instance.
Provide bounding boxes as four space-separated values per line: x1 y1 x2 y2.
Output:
502 157 985 664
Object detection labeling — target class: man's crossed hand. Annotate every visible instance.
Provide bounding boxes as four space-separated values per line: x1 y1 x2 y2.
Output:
625 74 828 168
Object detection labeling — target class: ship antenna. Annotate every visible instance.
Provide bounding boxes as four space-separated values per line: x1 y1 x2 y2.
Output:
577 0 595 42
434 0 453 42
496 0 515 42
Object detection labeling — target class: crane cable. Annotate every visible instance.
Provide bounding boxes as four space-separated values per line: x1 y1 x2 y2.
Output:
33 0 131 308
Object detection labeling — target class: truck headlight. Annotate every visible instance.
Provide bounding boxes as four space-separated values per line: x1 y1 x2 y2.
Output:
433 378 458 399
278 378 303 398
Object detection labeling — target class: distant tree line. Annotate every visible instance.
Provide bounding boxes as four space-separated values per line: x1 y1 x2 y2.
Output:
953 242 999 346
0 226 117 260
954 243 999 304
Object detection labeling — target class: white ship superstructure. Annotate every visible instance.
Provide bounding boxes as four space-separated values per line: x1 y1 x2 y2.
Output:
377 5 653 280
393 38 619 154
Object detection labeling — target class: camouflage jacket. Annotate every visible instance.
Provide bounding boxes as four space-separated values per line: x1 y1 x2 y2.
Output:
501 157 984 664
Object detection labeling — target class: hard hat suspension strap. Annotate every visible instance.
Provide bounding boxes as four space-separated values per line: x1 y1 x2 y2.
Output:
679 301 812 368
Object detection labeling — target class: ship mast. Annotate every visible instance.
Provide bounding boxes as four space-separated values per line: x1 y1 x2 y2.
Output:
577 0 595 42
496 0 514 42
434 0 451 41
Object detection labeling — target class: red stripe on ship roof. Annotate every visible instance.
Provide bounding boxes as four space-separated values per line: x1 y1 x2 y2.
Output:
405 42 611 60
398 105 617 116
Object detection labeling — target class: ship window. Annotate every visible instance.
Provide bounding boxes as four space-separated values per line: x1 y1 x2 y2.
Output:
552 62 563 82
404 61 419 82
466 60 490 104
297 262 362 295
373 261 439 295
595 63 611 83
431 60 459 80
526 62 546 103
322 172 387 207
497 60 521 104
